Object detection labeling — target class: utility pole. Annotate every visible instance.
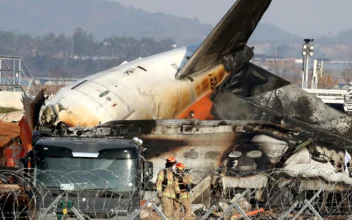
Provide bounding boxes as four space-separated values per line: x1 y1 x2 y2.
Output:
320 60 324 77
314 60 324 89
0 58 2 85
311 60 317 89
302 39 314 89
305 54 309 88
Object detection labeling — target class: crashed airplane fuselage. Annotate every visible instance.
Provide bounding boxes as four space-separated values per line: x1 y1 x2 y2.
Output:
41 43 229 127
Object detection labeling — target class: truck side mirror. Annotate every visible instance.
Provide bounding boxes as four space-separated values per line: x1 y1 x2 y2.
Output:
20 150 34 169
19 158 27 168
143 161 153 182
32 130 52 146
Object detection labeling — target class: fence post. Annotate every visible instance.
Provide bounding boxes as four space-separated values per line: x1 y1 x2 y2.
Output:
200 205 216 220
71 207 85 220
291 188 323 220
126 201 150 220
278 200 299 220
151 203 168 220
218 201 251 220
40 194 63 219
304 199 323 220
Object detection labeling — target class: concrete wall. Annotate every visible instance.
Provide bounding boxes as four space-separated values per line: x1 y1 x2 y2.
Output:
0 91 23 109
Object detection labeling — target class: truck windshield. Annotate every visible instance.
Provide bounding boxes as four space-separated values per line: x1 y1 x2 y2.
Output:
34 157 138 192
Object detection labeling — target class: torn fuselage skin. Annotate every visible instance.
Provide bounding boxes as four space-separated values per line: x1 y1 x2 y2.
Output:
207 61 352 206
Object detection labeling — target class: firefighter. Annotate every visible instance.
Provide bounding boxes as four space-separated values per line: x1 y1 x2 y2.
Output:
156 156 180 219
174 162 193 220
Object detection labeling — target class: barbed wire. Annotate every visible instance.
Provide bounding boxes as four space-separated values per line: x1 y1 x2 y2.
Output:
0 167 352 219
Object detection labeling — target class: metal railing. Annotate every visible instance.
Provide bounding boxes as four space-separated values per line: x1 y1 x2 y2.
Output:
0 56 40 96
304 88 348 105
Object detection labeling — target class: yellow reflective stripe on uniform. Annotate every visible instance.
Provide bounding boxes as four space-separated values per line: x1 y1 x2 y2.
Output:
162 192 176 198
179 191 190 199
180 194 190 199
157 170 164 179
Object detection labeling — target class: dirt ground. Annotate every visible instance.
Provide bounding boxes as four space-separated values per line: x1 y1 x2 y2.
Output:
0 120 20 148
0 111 23 123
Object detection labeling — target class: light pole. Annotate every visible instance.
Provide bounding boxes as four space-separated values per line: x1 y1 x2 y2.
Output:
302 39 314 89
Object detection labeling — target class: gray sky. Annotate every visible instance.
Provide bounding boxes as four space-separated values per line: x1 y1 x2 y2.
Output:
115 0 352 37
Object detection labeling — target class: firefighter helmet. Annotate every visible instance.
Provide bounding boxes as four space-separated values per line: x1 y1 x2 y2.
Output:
166 156 176 163
176 162 185 170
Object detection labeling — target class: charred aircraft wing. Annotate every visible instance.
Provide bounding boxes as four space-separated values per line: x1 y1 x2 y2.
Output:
175 0 272 80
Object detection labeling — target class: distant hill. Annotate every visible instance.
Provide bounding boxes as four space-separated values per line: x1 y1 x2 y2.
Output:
249 23 301 44
0 0 211 46
337 29 352 45
316 29 352 46
0 0 306 47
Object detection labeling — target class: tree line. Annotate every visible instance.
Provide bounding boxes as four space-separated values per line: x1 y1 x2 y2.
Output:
0 28 176 77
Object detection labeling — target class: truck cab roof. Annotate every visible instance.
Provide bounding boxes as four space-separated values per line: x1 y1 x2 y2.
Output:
34 137 139 159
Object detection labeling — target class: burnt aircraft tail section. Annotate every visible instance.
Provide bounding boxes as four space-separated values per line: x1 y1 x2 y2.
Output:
176 0 272 79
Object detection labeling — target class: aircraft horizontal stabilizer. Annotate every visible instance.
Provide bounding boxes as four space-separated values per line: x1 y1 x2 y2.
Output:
175 0 272 80
212 62 291 99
